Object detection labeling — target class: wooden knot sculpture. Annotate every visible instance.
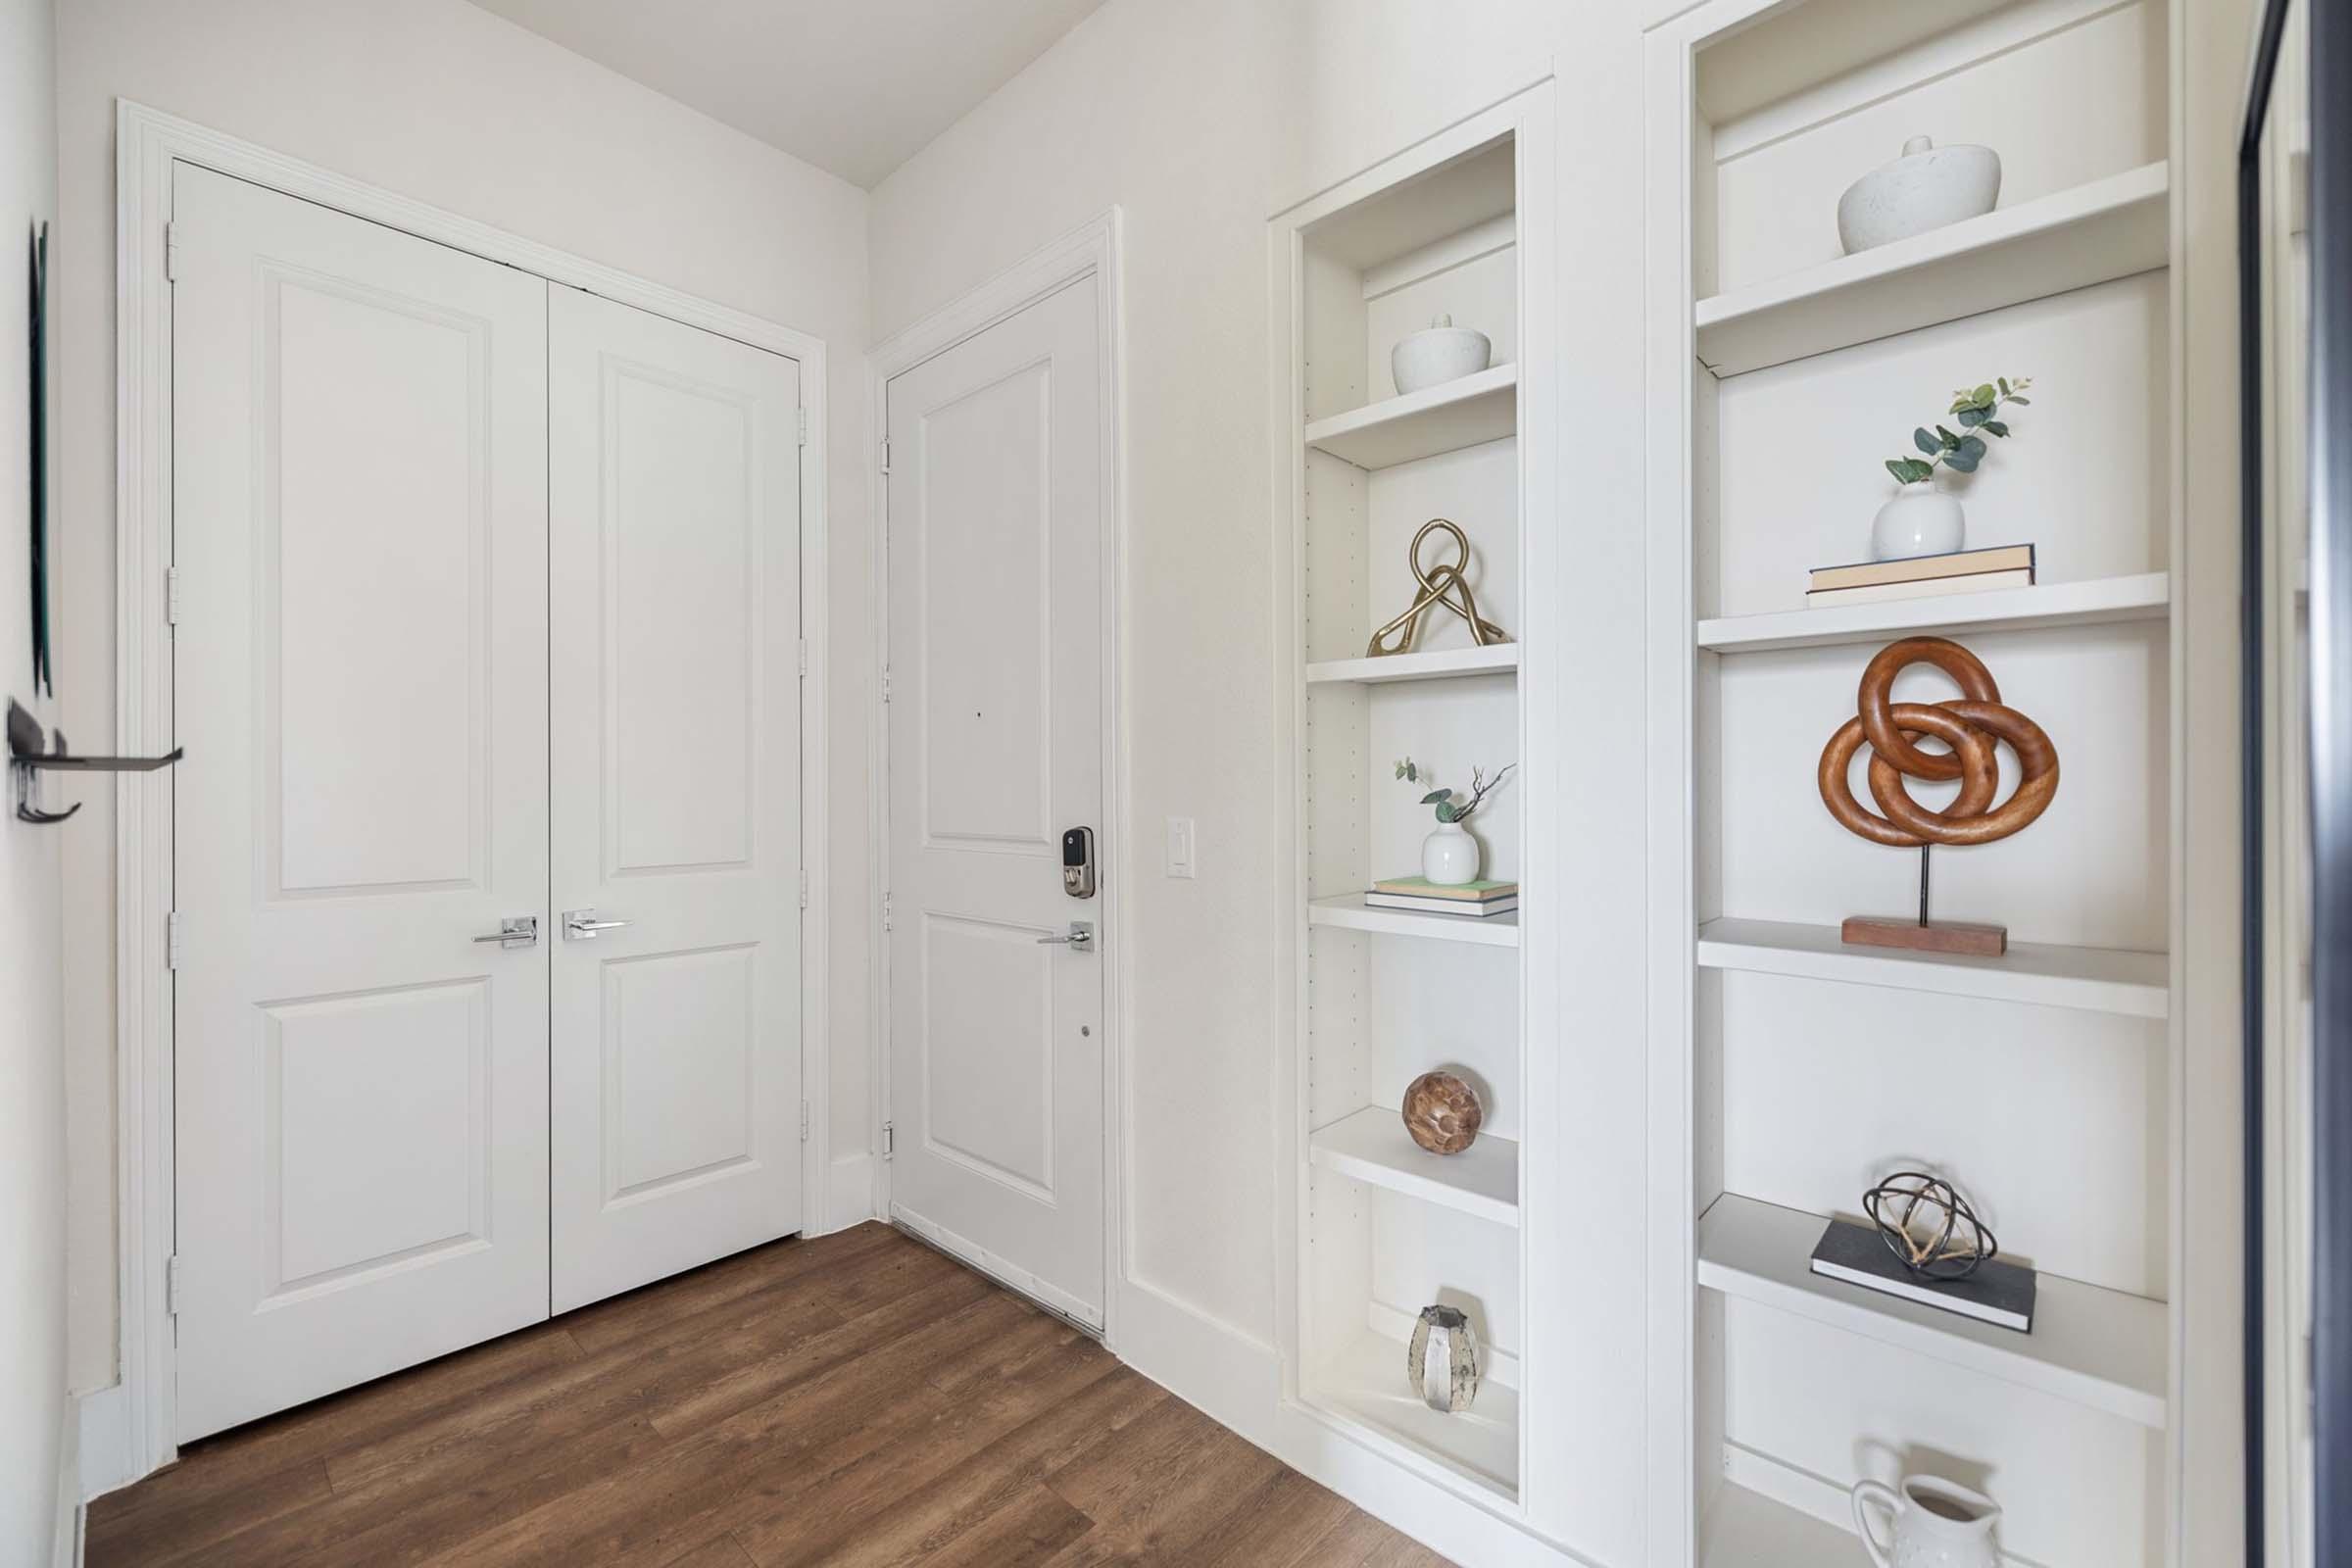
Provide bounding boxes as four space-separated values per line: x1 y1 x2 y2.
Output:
1817 637 2058 849
1864 1171 1998 1282
1819 637 2058 956
1366 518 1509 658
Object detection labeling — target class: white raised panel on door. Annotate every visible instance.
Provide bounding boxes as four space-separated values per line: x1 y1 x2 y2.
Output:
171 164 551 1442
886 273 1105 1329
548 286 803 1313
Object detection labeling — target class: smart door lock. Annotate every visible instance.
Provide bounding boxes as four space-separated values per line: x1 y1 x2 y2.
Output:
1062 826 1096 898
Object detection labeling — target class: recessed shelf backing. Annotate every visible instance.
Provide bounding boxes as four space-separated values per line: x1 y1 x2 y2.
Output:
1310 1106 1520 1227
1695 162 2170 377
1310 895 1521 949
1696 1194 2168 1429
1311 1330 1520 1503
1701 1479 1868 1568
1696 572 2170 654
1306 644 1520 684
1695 917 2168 1018
1304 364 1517 469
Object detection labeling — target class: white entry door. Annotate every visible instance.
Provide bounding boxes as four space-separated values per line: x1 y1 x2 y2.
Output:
172 166 552 1441
547 287 805 1312
886 274 1106 1329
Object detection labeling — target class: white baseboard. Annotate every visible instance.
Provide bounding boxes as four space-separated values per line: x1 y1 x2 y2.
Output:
74 1384 134 1504
1111 1274 1593 1568
822 1153 877 1234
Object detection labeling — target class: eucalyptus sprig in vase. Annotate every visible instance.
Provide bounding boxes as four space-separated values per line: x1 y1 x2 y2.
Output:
1395 758 1515 886
1873 376 2034 562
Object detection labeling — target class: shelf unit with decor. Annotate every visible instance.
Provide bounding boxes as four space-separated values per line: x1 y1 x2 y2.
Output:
1642 1 2186 1563
1269 78 1560 1544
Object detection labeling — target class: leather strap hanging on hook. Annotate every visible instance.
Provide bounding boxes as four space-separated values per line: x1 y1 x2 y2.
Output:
1366 518 1510 658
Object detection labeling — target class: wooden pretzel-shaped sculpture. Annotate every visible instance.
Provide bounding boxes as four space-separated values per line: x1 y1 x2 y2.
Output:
1817 637 2059 849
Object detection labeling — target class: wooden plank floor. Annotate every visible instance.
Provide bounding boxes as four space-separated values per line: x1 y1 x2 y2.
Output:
87 1223 1455 1566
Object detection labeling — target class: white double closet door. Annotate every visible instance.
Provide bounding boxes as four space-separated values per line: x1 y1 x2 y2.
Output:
172 166 803 1441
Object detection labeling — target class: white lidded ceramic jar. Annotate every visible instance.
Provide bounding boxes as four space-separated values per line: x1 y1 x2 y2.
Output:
1871 482 1967 562
1422 820 1480 886
1850 1475 2002 1568
1391 315 1492 395
1838 137 2002 254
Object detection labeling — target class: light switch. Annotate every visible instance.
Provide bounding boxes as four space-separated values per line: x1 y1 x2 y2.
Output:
1165 816 1196 879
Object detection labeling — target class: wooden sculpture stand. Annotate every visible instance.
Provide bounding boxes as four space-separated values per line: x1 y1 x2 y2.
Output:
1817 638 2060 956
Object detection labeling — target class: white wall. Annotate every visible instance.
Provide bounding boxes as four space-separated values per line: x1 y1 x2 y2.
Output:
867 4 1655 1558
0 0 69 1554
51 0 876 1398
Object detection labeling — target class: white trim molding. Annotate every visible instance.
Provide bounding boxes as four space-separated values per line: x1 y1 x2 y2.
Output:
106 99 836 1490
867 209 1130 1348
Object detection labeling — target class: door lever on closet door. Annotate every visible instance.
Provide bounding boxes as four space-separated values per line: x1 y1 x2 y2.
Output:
564 908 632 941
472 915 538 950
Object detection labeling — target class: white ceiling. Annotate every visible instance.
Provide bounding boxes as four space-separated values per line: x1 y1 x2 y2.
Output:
468 0 1108 189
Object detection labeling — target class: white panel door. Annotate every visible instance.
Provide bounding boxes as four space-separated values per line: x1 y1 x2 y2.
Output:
886 275 1105 1328
548 287 804 1313
172 165 551 1442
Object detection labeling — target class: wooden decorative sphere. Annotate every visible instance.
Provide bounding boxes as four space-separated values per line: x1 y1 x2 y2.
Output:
1401 1071 1483 1155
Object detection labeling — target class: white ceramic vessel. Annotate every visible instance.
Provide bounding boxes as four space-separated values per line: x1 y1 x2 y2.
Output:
1422 820 1480 885
1391 315 1492 395
1851 1475 2002 1568
1838 137 2002 254
1871 483 1967 562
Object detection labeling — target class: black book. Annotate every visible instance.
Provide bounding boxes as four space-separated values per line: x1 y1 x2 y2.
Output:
1808 1217 2036 1333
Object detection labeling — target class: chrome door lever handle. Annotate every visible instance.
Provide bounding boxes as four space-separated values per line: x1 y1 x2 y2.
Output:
564 908 632 941
1036 920 1095 950
473 915 538 950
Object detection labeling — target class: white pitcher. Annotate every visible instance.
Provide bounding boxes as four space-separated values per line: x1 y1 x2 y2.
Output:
1850 1475 2001 1568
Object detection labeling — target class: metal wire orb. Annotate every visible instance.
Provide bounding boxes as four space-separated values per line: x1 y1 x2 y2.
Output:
1863 1171 1998 1282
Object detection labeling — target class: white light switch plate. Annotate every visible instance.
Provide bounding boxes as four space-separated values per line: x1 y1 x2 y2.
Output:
1165 817 1196 879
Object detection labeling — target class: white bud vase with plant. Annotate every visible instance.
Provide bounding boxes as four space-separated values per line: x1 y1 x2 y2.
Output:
1873 376 2034 562
1395 758 1515 887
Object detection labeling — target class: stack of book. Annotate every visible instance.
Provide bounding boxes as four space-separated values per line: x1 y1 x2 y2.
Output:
1805 543 2034 607
1363 876 1518 917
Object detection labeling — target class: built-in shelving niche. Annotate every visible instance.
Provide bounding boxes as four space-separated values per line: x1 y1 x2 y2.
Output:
1281 101 1547 1514
1652 1 2180 1563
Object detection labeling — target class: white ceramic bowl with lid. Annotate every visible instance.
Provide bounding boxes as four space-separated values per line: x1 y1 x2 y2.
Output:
1837 137 2002 254
1391 315 1493 395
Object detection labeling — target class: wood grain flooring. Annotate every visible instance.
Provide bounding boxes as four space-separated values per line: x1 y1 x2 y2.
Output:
86 1223 1455 1567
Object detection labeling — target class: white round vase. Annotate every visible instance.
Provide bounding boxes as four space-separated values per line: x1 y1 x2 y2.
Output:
1871 484 1967 562
1422 821 1480 886
1837 137 2002 255
1391 315 1492 395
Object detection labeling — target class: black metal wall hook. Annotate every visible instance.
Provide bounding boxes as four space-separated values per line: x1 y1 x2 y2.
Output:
8 698 182 824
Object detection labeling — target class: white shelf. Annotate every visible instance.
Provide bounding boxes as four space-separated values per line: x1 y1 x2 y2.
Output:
1696 571 2170 654
1311 1330 1520 1502
1309 1106 1520 1227
1303 364 1517 469
1309 894 1521 948
1701 1480 1868 1568
1306 642 1520 685
1695 162 2170 377
1694 917 2168 1018
1696 1194 2169 1429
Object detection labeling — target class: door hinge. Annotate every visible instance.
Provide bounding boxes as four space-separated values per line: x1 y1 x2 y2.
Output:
167 910 183 970
163 220 179 283
165 1254 182 1317
165 565 182 627
879 437 891 475
800 1100 810 1143
799 869 809 909
881 1121 895 1161
880 665 892 705
798 637 808 679
797 407 808 447
881 891 893 932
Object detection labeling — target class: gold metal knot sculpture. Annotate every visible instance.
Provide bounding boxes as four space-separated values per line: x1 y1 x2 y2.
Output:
1366 518 1509 658
1817 636 2060 849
